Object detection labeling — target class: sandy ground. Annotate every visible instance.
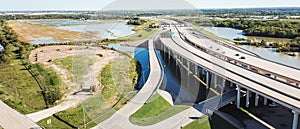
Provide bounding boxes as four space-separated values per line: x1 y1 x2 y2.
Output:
27 45 120 122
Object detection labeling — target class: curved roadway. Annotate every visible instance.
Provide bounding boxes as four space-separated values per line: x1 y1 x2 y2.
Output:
160 27 300 111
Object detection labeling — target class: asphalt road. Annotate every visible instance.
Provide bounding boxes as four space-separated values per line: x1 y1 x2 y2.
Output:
0 101 40 129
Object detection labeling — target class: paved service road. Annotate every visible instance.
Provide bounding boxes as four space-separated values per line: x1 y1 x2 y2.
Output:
0 101 40 129
92 35 204 129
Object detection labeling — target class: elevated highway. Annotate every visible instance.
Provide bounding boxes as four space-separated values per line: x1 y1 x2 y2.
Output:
177 27 300 86
158 25 300 129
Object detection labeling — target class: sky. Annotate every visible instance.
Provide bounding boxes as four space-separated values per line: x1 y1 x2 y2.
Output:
0 0 300 11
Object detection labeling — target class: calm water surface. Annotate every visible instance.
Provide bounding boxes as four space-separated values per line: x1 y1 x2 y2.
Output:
203 27 300 69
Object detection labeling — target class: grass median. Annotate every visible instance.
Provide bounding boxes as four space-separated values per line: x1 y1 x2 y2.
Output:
130 93 189 126
183 115 211 129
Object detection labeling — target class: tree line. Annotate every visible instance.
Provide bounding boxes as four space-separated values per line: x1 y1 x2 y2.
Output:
0 20 62 106
212 20 300 39
0 14 91 20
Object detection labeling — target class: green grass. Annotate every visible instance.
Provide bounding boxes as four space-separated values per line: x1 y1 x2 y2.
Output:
30 63 63 105
183 115 211 129
119 21 159 41
0 59 46 114
40 57 139 128
52 55 96 83
38 116 72 129
101 20 159 44
130 93 190 126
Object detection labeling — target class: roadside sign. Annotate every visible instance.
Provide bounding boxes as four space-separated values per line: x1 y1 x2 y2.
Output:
47 119 52 125
170 32 175 35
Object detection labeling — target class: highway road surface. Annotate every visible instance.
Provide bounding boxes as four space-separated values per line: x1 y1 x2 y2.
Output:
0 101 40 129
160 27 300 111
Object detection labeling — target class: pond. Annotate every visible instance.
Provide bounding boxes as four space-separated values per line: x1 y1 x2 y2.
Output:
0 44 3 51
203 27 300 69
59 22 135 39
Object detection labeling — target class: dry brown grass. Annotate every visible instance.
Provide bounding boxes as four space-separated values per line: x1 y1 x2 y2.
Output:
8 20 99 43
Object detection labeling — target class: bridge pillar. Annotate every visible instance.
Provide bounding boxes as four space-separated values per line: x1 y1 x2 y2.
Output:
222 78 226 88
246 90 250 108
206 70 209 89
194 65 198 76
236 85 241 108
255 93 259 107
168 49 171 60
187 61 190 89
292 110 299 129
263 97 268 105
214 74 217 88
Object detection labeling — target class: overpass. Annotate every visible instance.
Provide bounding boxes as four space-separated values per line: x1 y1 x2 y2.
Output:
158 24 300 129
177 26 300 86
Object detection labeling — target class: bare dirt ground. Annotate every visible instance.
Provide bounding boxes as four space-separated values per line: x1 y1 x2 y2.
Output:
27 45 120 122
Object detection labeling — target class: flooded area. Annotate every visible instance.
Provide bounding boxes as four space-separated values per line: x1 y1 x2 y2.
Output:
9 20 135 44
203 27 300 69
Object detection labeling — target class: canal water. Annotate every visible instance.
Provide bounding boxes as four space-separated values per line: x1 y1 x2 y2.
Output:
110 43 236 129
107 44 150 89
203 27 300 69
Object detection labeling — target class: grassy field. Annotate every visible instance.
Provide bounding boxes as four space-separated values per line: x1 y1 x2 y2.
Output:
52 55 96 83
8 20 159 44
119 20 159 41
183 115 211 129
0 59 46 114
38 116 72 129
7 20 81 43
101 20 160 44
130 93 190 126
38 57 139 128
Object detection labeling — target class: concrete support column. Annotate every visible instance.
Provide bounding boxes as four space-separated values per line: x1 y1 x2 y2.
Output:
187 61 190 75
263 97 268 105
168 49 171 60
222 78 226 88
214 74 217 88
230 82 233 87
206 70 209 89
194 65 198 76
246 90 250 108
292 110 299 129
187 61 190 89
236 85 241 108
255 93 259 107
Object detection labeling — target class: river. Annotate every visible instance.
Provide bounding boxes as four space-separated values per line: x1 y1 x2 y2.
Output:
203 27 300 69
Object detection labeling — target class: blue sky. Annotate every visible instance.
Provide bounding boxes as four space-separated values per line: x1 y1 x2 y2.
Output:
0 0 299 11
